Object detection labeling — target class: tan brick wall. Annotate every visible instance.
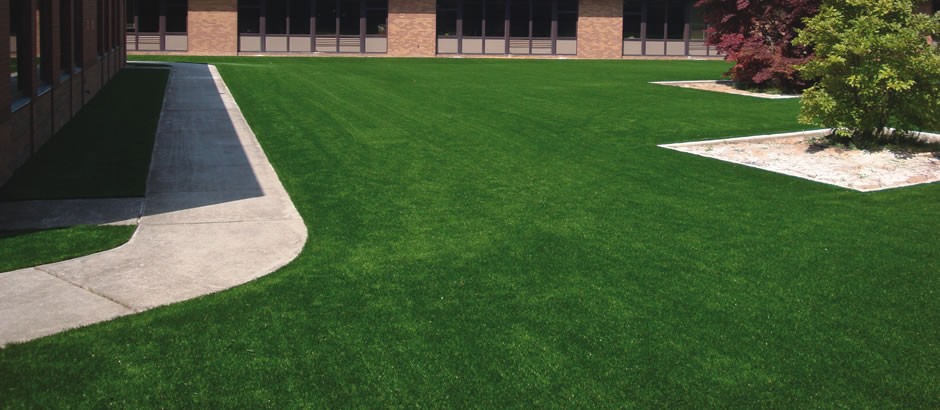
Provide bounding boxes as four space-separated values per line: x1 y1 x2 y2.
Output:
388 0 436 57
189 0 238 55
578 0 623 59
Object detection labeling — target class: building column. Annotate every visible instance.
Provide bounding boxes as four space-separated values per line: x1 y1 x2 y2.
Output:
577 0 622 59
388 0 436 57
188 0 239 55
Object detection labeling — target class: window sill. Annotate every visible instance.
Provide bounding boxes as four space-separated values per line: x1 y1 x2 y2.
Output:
37 84 52 97
11 97 30 113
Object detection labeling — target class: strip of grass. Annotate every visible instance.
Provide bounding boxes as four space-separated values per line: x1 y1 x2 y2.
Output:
0 225 136 273
0 65 169 200
1 58 937 407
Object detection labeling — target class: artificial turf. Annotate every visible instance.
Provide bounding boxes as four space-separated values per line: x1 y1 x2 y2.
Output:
0 58 937 407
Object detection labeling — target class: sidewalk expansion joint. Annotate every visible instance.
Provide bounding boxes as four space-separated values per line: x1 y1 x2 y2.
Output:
33 267 139 313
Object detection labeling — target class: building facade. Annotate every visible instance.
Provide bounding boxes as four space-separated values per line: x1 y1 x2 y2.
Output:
1 0 126 185
125 0 726 58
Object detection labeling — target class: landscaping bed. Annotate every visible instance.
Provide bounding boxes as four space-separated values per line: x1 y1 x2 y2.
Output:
661 130 940 191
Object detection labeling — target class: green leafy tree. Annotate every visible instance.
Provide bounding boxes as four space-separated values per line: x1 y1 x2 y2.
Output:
794 0 940 146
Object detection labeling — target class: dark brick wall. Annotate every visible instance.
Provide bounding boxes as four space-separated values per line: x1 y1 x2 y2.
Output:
0 0 125 186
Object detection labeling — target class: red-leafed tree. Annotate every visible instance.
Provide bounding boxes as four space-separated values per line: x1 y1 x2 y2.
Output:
695 0 820 92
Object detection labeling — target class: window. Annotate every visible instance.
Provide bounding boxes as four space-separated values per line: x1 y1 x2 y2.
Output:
97 0 105 55
338 0 361 36
289 0 311 35
623 0 641 39
437 0 457 37
137 0 158 32
438 0 576 55
73 0 83 68
10 0 30 102
239 0 261 34
463 0 483 37
646 0 664 40
508 0 528 37
166 0 188 33
38 0 53 86
266 0 287 35
60 0 72 74
126 0 189 51
557 0 578 38
238 0 386 53
666 0 685 40
315 0 337 35
484 0 505 37
623 0 717 57
365 0 387 35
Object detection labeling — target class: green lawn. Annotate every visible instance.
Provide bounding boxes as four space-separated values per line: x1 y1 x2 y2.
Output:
0 65 166 275
0 226 136 273
1 58 937 407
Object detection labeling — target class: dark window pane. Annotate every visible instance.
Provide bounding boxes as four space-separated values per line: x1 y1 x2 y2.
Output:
267 0 287 34
60 0 71 72
439 0 458 10
623 0 641 14
338 0 360 35
484 0 505 36
316 0 337 34
558 12 577 37
126 0 136 31
366 9 387 35
646 0 665 39
38 0 52 84
289 0 311 34
366 0 386 8
666 0 684 39
73 0 83 67
509 0 528 37
10 0 28 99
437 10 457 35
558 0 577 13
689 3 705 41
623 14 640 38
239 0 261 33
531 1 550 37
138 0 160 32
167 0 188 33
463 0 483 36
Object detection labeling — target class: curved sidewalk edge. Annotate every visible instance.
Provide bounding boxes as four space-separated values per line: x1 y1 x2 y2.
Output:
0 63 307 347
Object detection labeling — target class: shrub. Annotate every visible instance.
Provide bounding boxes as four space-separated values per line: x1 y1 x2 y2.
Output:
795 0 940 146
696 0 819 92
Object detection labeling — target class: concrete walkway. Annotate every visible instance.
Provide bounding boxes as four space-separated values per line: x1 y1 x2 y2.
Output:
0 63 307 347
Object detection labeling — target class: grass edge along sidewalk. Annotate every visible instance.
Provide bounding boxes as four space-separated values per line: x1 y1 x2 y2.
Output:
0 65 169 272
1 57 938 407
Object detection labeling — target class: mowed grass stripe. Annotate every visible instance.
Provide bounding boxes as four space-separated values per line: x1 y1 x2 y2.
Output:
0 57 936 407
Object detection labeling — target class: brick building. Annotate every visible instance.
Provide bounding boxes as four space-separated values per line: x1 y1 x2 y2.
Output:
126 0 727 59
0 0 126 185
1 0 938 186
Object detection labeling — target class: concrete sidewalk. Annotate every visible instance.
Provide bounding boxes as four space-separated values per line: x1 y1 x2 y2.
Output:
0 63 307 347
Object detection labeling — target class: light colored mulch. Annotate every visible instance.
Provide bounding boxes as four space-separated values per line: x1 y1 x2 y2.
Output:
650 80 801 99
660 130 940 192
